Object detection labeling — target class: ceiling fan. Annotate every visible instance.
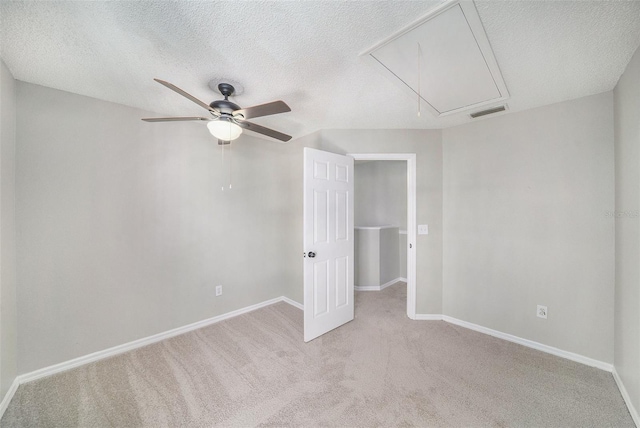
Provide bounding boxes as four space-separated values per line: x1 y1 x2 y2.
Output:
142 79 292 143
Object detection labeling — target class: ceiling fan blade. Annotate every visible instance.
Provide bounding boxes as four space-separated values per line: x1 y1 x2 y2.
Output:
154 79 219 115
234 100 291 120
142 117 211 122
236 120 292 142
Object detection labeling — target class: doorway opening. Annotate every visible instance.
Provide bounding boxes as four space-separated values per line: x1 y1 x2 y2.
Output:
349 153 417 319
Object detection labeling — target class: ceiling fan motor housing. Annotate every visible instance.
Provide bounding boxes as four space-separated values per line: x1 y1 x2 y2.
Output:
210 99 241 116
210 83 243 117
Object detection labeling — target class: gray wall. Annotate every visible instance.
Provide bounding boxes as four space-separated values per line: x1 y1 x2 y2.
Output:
282 129 443 315
0 59 17 398
379 227 400 284
354 229 379 288
355 161 407 229
443 92 615 363
15 82 294 374
614 46 640 415
355 227 399 287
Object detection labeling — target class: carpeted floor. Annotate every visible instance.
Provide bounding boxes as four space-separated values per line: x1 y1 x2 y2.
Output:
2 282 633 427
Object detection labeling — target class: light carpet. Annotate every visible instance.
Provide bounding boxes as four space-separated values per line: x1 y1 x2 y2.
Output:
2 282 633 427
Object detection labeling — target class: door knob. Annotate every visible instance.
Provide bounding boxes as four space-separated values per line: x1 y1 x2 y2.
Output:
308 251 316 258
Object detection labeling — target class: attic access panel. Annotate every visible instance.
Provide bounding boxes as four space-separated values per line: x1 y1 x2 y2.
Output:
362 0 509 117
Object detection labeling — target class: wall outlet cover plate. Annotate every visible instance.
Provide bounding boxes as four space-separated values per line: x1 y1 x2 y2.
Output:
537 305 547 319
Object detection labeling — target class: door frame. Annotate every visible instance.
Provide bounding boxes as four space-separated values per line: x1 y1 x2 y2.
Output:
348 153 417 319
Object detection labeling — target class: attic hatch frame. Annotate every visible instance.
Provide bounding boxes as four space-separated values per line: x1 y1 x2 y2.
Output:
360 0 510 117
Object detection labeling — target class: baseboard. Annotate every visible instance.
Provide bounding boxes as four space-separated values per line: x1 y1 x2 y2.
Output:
20 296 291 385
441 315 613 372
414 314 443 320
355 277 405 291
613 367 640 427
2 298 623 421
0 378 20 419
1 295 304 419
354 285 379 291
281 296 303 310
415 313 632 422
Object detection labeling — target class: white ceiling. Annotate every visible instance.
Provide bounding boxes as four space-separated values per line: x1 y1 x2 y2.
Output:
1 1 639 141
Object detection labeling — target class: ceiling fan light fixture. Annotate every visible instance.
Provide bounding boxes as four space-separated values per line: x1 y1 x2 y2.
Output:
207 119 243 141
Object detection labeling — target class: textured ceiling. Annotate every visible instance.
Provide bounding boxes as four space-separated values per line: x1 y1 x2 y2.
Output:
1 1 640 141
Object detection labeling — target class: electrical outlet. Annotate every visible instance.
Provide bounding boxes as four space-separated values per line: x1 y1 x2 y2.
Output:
418 224 429 235
215 285 222 297
537 305 547 319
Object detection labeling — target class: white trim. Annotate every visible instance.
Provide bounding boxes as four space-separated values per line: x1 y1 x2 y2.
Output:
355 277 405 292
414 313 637 421
613 367 640 427
17 297 294 386
0 378 20 419
281 296 303 310
359 0 509 117
399 230 407 235
359 0 455 56
350 153 415 161
354 225 397 230
0 296 306 418
354 285 381 291
442 315 613 372
406 155 417 320
414 313 616 373
0 296 304 418
414 314 443 321
349 153 417 320
0 298 630 422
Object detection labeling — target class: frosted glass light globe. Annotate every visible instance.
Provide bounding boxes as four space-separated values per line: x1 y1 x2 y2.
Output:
207 119 243 141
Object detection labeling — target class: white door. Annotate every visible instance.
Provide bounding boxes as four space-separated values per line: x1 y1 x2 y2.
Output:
303 148 354 342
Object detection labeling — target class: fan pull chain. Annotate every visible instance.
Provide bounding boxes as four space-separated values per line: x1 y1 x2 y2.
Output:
221 141 225 192
228 138 233 190
417 42 422 117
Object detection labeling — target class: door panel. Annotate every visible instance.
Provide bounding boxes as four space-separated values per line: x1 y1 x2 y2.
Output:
335 256 348 308
313 190 328 244
304 148 354 342
335 191 348 241
313 261 329 317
